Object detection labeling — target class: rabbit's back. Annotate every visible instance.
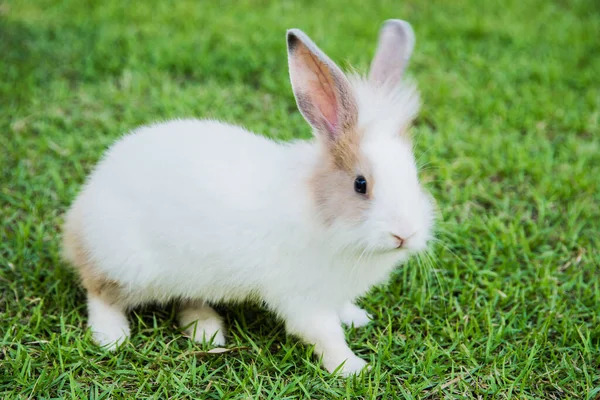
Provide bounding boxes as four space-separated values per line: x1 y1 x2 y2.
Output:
90 119 286 204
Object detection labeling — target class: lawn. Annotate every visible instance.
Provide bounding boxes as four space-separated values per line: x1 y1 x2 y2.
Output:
1 0 599 398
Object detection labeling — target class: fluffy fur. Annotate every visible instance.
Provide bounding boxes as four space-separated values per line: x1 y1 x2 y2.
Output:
62 20 435 376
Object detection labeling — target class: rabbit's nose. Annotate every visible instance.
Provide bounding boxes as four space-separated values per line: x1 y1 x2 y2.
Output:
391 234 405 248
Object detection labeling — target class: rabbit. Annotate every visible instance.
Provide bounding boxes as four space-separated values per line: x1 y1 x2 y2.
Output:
61 19 435 376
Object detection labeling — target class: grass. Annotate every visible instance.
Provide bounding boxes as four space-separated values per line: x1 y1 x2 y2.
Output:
1 0 599 398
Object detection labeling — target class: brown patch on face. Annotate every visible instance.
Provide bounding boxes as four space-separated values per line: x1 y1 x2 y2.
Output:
310 130 375 225
62 205 125 306
328 125 362 172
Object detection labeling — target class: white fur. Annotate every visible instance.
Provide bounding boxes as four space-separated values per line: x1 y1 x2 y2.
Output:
66 21 434 376
87 296 130 350
348 76 433 253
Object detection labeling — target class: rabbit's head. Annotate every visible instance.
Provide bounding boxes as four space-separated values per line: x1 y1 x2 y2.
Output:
288 20 434 255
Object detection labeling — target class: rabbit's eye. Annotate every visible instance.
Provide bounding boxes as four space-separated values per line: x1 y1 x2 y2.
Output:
354 175 367 194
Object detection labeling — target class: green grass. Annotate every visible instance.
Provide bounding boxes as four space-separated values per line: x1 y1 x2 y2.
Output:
1 0 599 398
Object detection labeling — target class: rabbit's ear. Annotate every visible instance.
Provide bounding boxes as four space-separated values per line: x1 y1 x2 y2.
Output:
369 20 415 86
287 29 357 142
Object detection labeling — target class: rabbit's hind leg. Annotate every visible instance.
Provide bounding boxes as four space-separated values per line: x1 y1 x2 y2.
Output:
179 299 226 346
63 205 130 350
87 288 130 350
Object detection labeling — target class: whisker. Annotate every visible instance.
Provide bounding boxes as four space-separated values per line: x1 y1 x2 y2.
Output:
429 236 467 269
423 247 446 295
350 245 370 276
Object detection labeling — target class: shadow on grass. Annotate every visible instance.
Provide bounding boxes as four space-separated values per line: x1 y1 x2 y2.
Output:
129 301 287 347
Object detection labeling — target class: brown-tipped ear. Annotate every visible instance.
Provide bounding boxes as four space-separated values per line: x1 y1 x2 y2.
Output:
369 20 415 86
287 28 358 143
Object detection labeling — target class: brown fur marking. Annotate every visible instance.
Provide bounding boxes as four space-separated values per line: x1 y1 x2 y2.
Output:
310 131 375 225
62 204 125 306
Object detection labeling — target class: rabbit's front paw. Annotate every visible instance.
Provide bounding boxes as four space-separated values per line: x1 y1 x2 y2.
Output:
326 354 368 377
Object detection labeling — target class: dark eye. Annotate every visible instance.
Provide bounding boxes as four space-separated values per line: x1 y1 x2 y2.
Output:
354 175 367 194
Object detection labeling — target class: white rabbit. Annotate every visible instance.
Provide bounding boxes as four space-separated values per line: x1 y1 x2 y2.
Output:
62 19 435 376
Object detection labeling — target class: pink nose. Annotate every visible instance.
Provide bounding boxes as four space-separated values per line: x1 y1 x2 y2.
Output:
391 234 405 248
